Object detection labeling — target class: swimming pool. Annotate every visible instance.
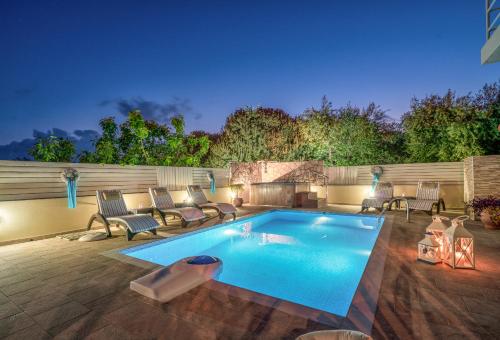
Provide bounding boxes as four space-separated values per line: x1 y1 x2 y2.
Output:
122 210 383 317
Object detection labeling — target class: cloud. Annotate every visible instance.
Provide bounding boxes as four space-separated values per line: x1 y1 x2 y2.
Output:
0 129 100 161
99 96 202 122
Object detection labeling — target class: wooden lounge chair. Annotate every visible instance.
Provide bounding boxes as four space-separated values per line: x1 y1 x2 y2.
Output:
87 190 159 241
361 182 394 212
406 181 445 215
187 185 237 220
149 187 206 227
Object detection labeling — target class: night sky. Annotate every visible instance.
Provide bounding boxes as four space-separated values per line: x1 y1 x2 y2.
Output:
1 0 499 156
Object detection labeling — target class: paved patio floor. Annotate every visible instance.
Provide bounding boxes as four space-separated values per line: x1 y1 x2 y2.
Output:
0 205 499 339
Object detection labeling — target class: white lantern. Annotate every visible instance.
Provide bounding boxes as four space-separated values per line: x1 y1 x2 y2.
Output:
442 216 475 269
418 232 441 264
426 215 449 258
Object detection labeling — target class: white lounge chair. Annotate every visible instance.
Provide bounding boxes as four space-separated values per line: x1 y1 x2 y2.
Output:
361 182 394 212
149 187 205 227
187 185 237 220
407 181 445 215
87 190 159 241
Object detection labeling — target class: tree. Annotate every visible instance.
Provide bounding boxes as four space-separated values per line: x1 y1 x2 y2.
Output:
80 111 210 166
80 117 119 163
30 135 75 162
206 107 300 167
328 103 403 166
295 97 403 166
294 96 335 164
402 83 500 162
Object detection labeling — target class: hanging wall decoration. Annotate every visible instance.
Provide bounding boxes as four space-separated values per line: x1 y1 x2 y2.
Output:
207 171 216 194
370 166 383 197
60 168 80 208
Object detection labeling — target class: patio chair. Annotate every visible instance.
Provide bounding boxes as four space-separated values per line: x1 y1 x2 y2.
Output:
406 181 445 215
360 182 394 212
87 190 159 241
149 187 206 227
187 185 237 220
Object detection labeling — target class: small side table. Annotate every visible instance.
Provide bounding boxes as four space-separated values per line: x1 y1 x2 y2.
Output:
387 196 416 222
130 207 155 216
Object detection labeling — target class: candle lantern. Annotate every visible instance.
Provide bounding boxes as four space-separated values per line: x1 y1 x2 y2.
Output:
417 232 441 264
426 215 449 257
442 215 475 269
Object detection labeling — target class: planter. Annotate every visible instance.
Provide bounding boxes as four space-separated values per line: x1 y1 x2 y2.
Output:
233 197 243 207
480 211 499 230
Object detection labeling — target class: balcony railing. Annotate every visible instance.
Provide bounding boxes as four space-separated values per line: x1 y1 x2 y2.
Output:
487 0 500 39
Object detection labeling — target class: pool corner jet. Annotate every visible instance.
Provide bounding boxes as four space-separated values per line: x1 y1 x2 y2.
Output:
130 255 222 303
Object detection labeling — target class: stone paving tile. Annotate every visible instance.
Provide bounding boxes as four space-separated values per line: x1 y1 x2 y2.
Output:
19 292 72 316
0 312 36 338
0 272 35 288
3 324 51 340
462 296 500 316
8 285 62 306
0 302 21 320
49 311 110 339
103 301 218 339
83 324 134 340
32 301 90 330
83 291 139 315
0 277 42 296
0 292 9 305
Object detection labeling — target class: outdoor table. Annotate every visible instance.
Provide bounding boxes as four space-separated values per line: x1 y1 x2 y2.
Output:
130 207 155 216
386 196 415 222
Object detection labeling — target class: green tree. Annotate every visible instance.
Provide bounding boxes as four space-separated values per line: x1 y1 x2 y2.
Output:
295 98 403 166
294 96 335 164
329 103 403 166
80 117 119 163
207 107 300 167
402 83 500 162
30 135 75 162
81 111 210 166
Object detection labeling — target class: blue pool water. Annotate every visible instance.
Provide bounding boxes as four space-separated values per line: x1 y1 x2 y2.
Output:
122 210 383 316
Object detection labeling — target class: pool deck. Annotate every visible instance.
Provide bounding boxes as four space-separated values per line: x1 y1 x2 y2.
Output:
0 205 499 339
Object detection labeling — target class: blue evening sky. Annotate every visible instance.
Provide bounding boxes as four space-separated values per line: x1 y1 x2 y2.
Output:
1 0 499 145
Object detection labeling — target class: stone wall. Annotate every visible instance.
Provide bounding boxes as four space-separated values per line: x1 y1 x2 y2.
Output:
229 161 325 202
464 155 500 202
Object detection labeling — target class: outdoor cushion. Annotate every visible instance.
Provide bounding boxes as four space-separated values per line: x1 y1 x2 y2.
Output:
78 232 108 242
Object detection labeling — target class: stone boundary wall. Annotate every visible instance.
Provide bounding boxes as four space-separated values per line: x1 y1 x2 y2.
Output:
464 155 500 202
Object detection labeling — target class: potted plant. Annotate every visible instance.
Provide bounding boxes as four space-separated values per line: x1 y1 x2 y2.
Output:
230 184 244 207
467 195 500 230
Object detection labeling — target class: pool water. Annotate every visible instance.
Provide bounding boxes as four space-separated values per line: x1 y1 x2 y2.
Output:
122 210 383 316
